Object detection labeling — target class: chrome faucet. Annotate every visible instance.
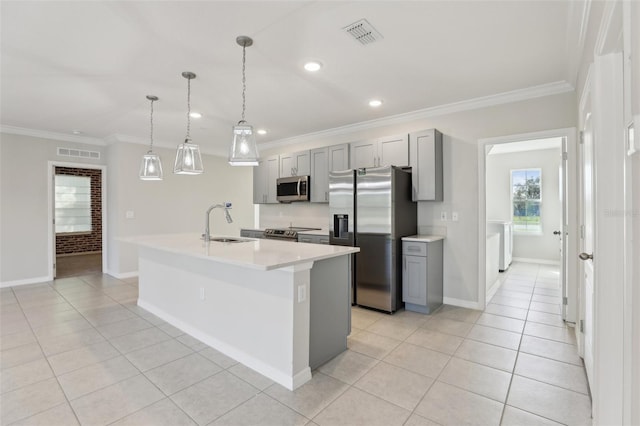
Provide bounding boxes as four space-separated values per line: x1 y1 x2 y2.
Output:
203 202 233 242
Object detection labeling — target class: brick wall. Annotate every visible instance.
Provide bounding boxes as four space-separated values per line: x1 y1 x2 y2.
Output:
55 167 102 255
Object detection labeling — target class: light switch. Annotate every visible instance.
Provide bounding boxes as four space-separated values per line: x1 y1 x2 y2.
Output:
452 212 459 222
440 211 448 221
125 210 135 219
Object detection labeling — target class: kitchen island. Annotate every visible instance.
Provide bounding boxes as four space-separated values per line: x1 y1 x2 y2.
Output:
127 234 359 390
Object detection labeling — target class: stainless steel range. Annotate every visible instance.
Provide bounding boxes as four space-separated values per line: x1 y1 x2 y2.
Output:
263 227 321 241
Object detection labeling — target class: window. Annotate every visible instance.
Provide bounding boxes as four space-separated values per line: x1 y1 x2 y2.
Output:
511 169 541 233
55 175 91 233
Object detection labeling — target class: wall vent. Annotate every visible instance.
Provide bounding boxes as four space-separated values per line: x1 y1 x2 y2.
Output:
57 147 101 160
343 19 383 46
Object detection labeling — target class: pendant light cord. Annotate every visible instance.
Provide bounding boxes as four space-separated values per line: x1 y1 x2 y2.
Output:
149 99 155 152
186 77 192 139
241 43 246 123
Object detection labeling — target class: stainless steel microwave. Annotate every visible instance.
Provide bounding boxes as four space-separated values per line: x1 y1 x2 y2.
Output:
276 175 310 202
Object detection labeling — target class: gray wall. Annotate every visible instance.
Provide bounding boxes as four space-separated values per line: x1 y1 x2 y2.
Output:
0 134 107 283
486 147 562 262
0 134 254 284
259 92 577 307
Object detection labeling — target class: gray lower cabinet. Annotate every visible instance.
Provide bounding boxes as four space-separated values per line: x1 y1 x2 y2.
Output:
402 239 443 314
240 229 264 239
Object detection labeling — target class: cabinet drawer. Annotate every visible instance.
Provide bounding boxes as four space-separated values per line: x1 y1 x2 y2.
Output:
402 241 427 257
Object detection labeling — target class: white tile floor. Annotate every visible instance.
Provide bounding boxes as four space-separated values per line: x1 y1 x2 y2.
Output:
0 262 592 425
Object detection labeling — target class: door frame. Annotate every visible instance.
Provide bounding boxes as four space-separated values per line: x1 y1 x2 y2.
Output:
48 161 107 279
477 127 578 320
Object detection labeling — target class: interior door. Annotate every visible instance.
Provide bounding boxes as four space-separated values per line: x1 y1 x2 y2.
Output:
559 137 568 320
580 99 595 393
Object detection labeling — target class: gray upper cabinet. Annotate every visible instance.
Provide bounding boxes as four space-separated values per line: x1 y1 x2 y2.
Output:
253 154 280 204
310 144 350 203
280 150 310 177
351 134 408 169
328 143 350 172
409 129 443 201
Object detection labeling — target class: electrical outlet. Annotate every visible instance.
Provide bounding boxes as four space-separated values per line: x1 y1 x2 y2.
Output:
298 284 307 303
452 212 459 222
125 210 135 219
440 211 448 221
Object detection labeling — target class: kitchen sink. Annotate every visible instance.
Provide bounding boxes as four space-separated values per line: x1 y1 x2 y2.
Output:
208 237 252 243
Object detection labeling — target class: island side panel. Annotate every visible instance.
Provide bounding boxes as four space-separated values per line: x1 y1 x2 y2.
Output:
137 246 312 390
309 254 351 369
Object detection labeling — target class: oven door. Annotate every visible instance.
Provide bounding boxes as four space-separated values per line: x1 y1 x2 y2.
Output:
277 176 310 202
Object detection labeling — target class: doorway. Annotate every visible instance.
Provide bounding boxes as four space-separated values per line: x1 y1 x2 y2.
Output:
477 128 578 325
48 162 107 279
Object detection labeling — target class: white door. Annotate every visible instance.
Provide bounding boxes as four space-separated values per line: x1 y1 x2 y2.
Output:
559 138 568 320
580 99 595 393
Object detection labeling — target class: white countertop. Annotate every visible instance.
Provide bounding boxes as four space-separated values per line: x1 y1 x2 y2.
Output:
123 233 358 271
402 235 446 242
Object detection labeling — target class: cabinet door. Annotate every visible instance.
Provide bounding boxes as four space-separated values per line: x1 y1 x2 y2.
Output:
402 255 427 305
310 147 329 203
294 150 311 176
328 143 350 171
279 153 294 177
379 134 409 167
265 155 280 203
280 150 310 177
253 159 268 204
350 140 377 169
409 129 443 201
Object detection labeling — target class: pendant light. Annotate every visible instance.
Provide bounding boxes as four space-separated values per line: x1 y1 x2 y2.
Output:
139 95 163 180
229 36 259 166
174 71 204 174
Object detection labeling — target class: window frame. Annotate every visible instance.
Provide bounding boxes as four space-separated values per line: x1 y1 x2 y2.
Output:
510 168 542 235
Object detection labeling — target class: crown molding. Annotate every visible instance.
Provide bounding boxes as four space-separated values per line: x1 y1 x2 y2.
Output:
0 125 105 146
594 0 622 56
566 0 592 87
3 80 574 155
260 80 575 150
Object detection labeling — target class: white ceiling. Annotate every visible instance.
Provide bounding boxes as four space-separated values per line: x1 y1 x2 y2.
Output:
1 1 577 155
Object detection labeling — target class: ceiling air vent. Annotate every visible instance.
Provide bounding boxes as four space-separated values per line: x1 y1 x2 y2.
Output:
57 147 100 160
343 19 383 46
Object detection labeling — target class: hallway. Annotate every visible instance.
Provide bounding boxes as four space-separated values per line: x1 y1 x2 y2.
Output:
0 262 591 425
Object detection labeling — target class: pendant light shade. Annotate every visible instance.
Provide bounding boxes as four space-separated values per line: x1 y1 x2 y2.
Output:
229 36 259 166
174 72 203 174
139 95 163 180
174 138 203 174
230 122 259 166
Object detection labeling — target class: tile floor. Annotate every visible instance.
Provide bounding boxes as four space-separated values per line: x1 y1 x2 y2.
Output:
0 262 592 425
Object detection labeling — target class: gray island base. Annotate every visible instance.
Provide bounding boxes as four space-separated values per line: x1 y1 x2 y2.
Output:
130 234 357 390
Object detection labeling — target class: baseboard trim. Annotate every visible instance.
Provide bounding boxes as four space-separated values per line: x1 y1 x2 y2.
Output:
0 275 52 288
105 270 138 279
486 278 502 302
443 296 482 310
512 257 561 265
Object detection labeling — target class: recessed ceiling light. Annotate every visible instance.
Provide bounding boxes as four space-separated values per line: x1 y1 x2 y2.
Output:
368 99 383 107
304 61 322 72
189 112 202 119
257 129 267 135
72 130 82 135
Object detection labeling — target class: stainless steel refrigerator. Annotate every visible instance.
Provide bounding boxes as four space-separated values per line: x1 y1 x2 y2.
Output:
330 166 417 313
